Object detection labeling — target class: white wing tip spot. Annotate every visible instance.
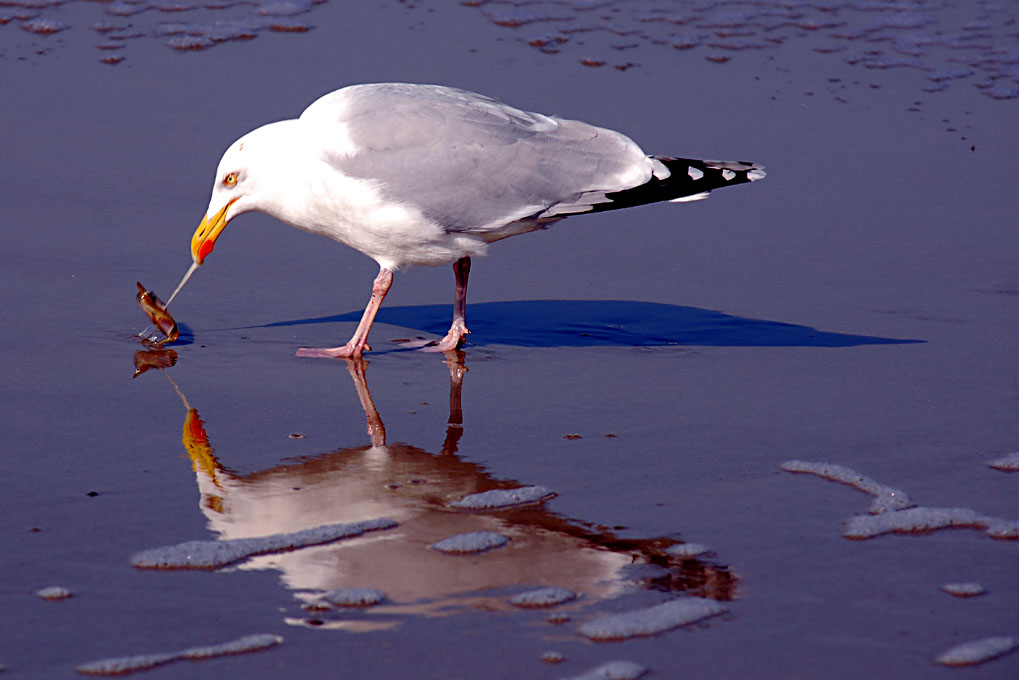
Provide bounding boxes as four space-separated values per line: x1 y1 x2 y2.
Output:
651 158 671 180
722 169 736 181
748 167 767 181
687 166 704 181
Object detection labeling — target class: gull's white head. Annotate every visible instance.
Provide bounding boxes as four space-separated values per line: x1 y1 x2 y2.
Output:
190 120 302 265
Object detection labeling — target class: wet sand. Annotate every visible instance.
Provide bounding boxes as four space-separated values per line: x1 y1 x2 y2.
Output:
2 1 1017 677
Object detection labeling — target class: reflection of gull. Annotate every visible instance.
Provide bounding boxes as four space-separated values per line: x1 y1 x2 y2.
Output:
157 354 735 619
187 83 765 357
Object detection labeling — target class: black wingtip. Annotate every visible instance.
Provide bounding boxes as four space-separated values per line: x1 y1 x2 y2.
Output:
588 156 764 214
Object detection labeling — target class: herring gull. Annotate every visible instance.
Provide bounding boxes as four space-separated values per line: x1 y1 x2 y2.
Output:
188 83 766 357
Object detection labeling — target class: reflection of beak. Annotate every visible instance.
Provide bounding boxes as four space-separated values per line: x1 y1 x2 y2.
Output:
191 198 237 265
183 407 222 488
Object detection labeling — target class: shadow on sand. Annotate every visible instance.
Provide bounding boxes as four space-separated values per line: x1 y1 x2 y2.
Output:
258 300 921 349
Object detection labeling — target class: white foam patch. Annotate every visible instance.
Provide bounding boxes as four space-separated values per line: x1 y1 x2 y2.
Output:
321 587 386 607
781 460 914 514
559 660 647 680
783 460 1019 539
179 635 280 659
131 518 397 569
665 543 711 558
76 634 282 676
989 452 1019 471
941 582 986 597
449 485 555 510
843 506 1019 540
541 650 564 664
578 597 727 641
36 586 72 600
77 652 178 676
935 636 1019 667
510 587 577 608
430 530 509 554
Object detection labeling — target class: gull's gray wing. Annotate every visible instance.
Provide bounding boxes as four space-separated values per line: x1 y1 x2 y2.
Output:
299 83 656 232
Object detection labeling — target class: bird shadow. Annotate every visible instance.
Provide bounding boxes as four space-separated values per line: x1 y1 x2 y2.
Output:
257 300 921 349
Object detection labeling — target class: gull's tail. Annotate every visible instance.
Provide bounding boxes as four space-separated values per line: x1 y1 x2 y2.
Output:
591 157 766 213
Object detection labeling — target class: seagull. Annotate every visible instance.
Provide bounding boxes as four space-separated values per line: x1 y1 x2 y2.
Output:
189 83 765 358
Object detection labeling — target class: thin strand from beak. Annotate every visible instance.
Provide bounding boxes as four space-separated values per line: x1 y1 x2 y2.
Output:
165 261 200 308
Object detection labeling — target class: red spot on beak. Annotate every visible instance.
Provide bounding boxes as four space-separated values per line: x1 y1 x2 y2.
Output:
198 240 215 262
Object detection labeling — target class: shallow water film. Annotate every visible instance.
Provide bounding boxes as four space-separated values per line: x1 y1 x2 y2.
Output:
2 1 1018 678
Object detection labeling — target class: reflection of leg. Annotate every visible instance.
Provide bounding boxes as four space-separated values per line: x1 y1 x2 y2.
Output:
441 350 467 456
425 257 471 352
297 268 394 358
344 358 386 448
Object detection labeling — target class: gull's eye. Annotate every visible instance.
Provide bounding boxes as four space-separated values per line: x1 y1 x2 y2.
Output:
223 172 239 187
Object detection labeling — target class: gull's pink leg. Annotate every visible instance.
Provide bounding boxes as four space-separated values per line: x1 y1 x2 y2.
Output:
296 268 394 359
424 257 471 352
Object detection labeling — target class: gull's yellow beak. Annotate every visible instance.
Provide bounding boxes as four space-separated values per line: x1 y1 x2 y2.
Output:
191 198 237 265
